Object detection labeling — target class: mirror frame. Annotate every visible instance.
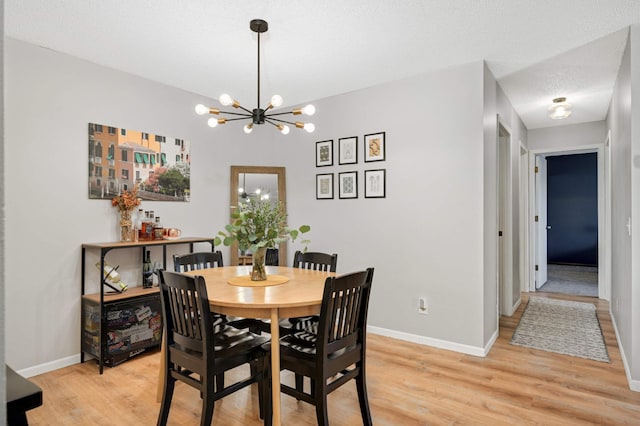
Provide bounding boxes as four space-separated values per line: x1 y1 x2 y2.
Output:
229 165 287 266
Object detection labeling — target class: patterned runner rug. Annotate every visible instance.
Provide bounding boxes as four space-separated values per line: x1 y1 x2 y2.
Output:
510 297 610 362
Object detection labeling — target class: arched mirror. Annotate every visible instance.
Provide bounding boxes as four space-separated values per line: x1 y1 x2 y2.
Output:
229 165 287 266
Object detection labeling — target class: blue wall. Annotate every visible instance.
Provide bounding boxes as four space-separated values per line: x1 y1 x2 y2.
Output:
546 153 598 266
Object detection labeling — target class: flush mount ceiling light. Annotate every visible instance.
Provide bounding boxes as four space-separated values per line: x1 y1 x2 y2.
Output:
195 19 315 135
548 97 572 120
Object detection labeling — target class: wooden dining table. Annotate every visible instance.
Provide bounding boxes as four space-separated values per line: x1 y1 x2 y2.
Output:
157 265 333 426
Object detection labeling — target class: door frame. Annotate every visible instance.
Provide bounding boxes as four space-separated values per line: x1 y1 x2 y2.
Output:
527 142 610 300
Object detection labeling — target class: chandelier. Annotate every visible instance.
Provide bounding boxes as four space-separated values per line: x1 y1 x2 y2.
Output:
195 19 315 135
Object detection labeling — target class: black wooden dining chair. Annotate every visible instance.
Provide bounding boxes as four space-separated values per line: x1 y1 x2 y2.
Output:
265 248 279 266
293 251 338 272
250 251 338 336
277 268 375 426
173 251 224 272
157 270 271 426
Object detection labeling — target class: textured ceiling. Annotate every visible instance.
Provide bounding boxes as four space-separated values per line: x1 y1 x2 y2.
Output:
6 0 640 129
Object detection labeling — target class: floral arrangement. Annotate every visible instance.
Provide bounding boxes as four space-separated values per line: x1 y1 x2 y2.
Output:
111 185 141 212
214 197 310 252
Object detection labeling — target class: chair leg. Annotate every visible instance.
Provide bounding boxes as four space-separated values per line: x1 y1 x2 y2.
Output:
314 379 329 426
260 355 272 426
157 377 175 426
355 373 373 426
295 374 304 397
201 377 215 426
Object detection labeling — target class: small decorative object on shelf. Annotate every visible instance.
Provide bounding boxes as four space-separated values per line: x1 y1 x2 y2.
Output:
214 197 310 281
111 185 141 242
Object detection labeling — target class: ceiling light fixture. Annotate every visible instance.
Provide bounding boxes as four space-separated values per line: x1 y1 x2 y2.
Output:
548 97 572 120
195 19 315 135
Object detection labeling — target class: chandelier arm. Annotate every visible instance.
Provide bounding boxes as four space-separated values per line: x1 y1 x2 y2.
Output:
218 111 253 117
265 117 297 126
264 111 295 117
223 117 253 122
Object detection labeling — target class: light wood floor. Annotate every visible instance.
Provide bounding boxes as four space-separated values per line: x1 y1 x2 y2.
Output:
26 292 640 425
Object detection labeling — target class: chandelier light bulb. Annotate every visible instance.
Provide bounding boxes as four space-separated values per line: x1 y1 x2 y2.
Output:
279 125 290 135
262 194 269 200
195 104 209 115
238 187 244 193
219 93 233 106
270 95 283 107
301 104 316 116
208 118 222 128
243 123 253 134
304 123 315 133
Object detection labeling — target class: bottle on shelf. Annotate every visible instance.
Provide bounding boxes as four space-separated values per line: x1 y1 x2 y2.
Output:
133 208 143 242
153 216 164 240
147 211 155 240
143 250 153 288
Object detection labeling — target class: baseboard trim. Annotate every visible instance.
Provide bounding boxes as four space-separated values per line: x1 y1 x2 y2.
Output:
17 354 81 378
368 325 496 357
609 305 640 392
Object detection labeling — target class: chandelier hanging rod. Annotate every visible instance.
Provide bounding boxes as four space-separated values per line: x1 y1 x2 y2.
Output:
194 19 316 135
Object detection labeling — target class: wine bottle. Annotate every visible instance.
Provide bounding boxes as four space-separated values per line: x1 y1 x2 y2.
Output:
143 250 153 288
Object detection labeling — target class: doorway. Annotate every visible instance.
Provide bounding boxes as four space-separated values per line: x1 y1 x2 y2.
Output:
529 145 608 299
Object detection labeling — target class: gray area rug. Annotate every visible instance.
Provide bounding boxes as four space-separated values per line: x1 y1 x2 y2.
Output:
510 297 609 362
538 264 598 297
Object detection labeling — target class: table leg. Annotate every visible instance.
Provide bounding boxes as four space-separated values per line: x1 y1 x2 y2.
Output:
270 308 281 426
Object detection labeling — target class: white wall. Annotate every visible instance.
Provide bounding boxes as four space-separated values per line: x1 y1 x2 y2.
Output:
528 121 607 150
4 38 287 372
604 25 639 389
285 61 490 350
6 37 515 373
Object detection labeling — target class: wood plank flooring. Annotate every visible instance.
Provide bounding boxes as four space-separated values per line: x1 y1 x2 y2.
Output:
26 292 640 425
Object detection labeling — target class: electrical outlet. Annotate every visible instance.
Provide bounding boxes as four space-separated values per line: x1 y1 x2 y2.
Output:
418 297 429 315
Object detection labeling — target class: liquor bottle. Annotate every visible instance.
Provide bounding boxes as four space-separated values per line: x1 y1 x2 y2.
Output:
140 211 150 241
147 211 155 240
133 208 143 242
153 216 164 240
143 250 153 288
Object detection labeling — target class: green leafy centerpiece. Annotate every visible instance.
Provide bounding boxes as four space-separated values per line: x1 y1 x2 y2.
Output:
214 197 310 281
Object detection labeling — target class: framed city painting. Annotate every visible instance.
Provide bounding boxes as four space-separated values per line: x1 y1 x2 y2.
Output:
338 136 358 165
88 122 191 201
316 173 334 199
316 140 333 167
364 169 386 198
339 171 358 199
364 131 386 162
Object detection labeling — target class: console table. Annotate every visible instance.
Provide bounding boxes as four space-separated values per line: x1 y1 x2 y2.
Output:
81 237 215 373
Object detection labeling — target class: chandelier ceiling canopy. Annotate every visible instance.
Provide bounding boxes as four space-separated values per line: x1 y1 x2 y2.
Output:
195 19 315 135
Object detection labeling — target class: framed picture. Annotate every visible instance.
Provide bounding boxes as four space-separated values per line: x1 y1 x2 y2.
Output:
364 169 386 198
338 136 358 165
364 131 386 162
316 173 334 199
338 171 358 199
316 140 333 167
88 122 191 201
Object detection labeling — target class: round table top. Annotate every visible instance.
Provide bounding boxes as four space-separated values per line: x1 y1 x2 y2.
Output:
185 265 333 310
